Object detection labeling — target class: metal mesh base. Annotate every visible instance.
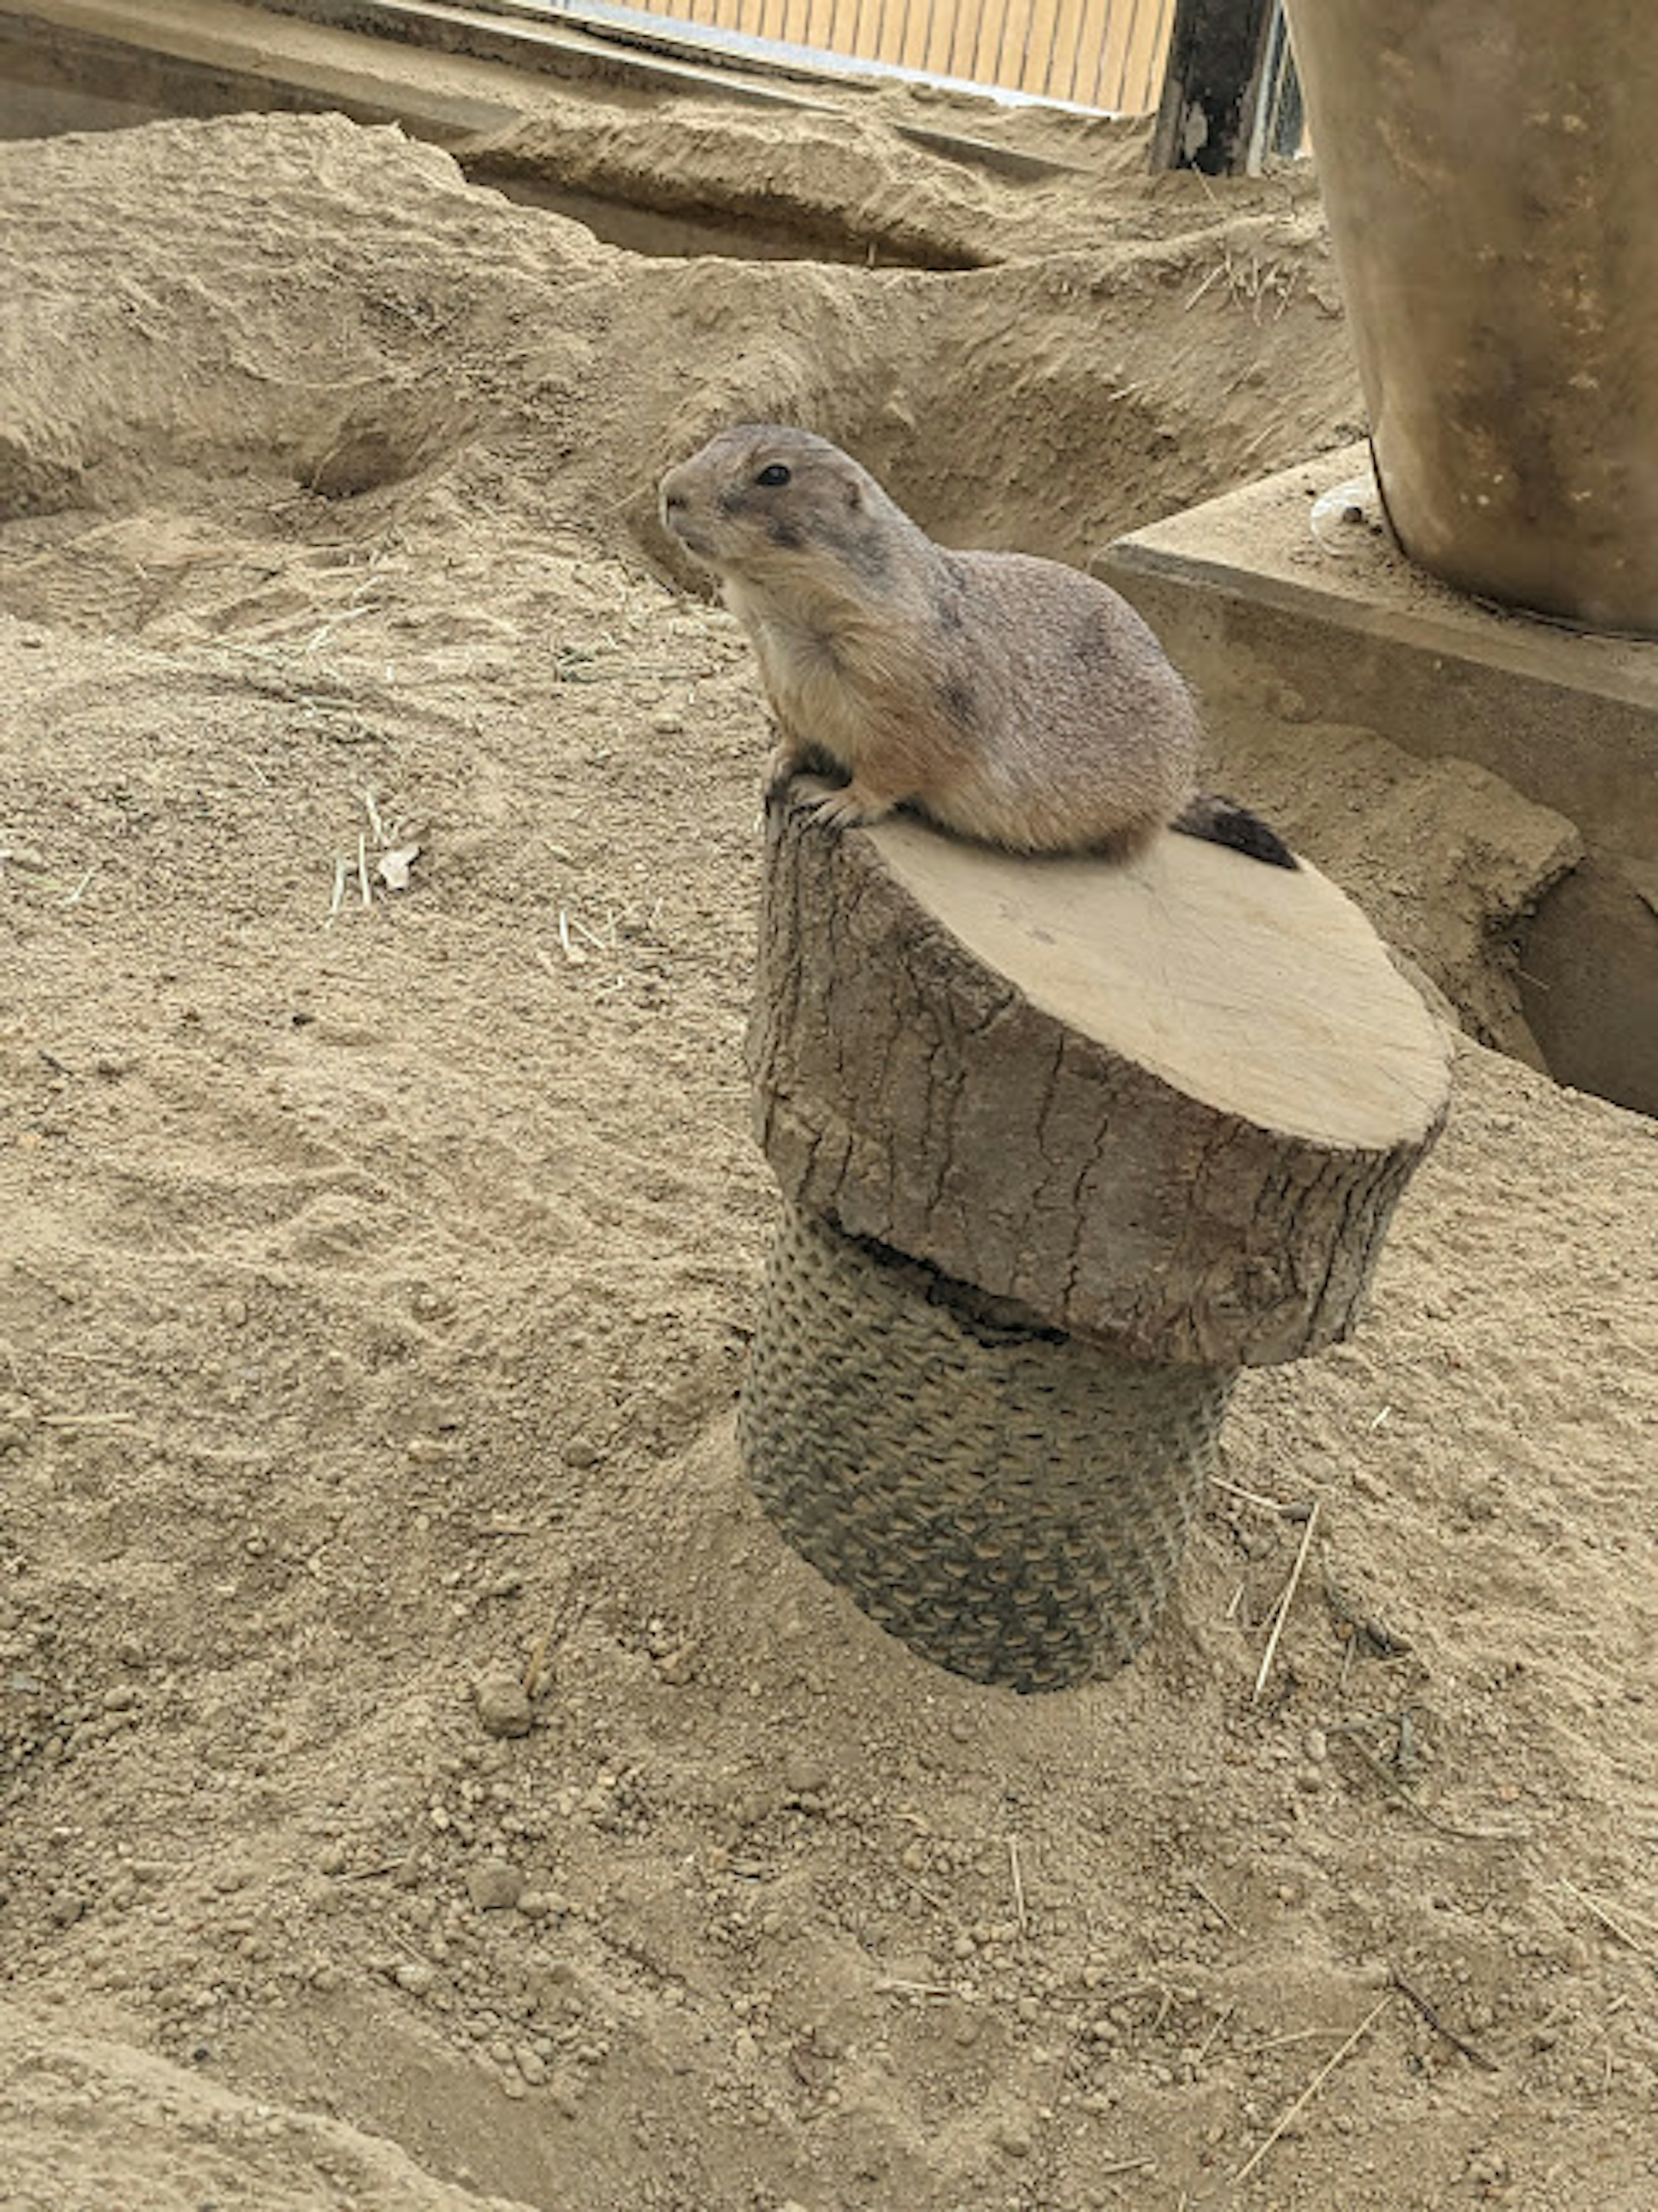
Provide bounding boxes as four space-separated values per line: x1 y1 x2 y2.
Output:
738 1204 1235 1693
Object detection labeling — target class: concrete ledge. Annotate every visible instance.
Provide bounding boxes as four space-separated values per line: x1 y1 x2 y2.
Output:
1 0 524 138
1098 445 1658 867
0 0 832 145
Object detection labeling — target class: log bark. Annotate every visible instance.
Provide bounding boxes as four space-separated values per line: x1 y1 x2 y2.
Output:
748 794 1452 1368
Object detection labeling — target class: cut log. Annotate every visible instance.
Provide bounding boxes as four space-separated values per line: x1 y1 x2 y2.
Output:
748 791 1452 1368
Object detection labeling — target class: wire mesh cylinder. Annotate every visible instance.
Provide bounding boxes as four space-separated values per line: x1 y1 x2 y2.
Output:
738 1203 1234 1693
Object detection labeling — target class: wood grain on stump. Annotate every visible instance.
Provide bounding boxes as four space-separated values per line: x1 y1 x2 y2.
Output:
749 791 1452 1368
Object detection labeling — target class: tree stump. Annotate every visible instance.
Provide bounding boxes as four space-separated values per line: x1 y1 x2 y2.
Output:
739 791 1452 1691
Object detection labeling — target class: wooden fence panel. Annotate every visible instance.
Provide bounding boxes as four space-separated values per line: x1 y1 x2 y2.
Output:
617 0 1176 111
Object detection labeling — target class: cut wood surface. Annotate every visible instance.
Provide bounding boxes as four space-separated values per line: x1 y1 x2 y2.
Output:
750 791 1453 1366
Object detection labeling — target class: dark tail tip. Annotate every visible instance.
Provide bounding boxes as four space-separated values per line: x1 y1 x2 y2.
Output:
1174 794 1299 870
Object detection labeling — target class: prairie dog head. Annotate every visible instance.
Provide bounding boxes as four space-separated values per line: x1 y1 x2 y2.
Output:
658 424 906 589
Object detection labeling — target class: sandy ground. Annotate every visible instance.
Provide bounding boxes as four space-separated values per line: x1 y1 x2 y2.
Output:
1 101 1655 2212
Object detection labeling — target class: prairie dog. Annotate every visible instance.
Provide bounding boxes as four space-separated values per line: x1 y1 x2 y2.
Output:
658 424 1294 868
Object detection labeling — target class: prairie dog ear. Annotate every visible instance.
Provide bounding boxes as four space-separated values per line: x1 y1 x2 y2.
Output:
845 478 863 511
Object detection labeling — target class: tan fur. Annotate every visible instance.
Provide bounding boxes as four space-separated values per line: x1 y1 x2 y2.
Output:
657 424 1204 856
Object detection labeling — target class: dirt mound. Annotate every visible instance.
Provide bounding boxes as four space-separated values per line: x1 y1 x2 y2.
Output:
0 113 611 521
2 109 1654 2212
459 91 1318 275
0 107 1357 574
0 1997 531 2212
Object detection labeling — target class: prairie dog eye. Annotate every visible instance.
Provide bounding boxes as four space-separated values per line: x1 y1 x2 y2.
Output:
755 464 792 488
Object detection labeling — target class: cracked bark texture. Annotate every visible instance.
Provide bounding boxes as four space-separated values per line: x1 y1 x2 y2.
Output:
748 797 1452 1368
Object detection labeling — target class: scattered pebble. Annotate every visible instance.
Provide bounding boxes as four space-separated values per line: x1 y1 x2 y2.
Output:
473 1670 532 1740
467 1859 525 1912
0 1398 36 1453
